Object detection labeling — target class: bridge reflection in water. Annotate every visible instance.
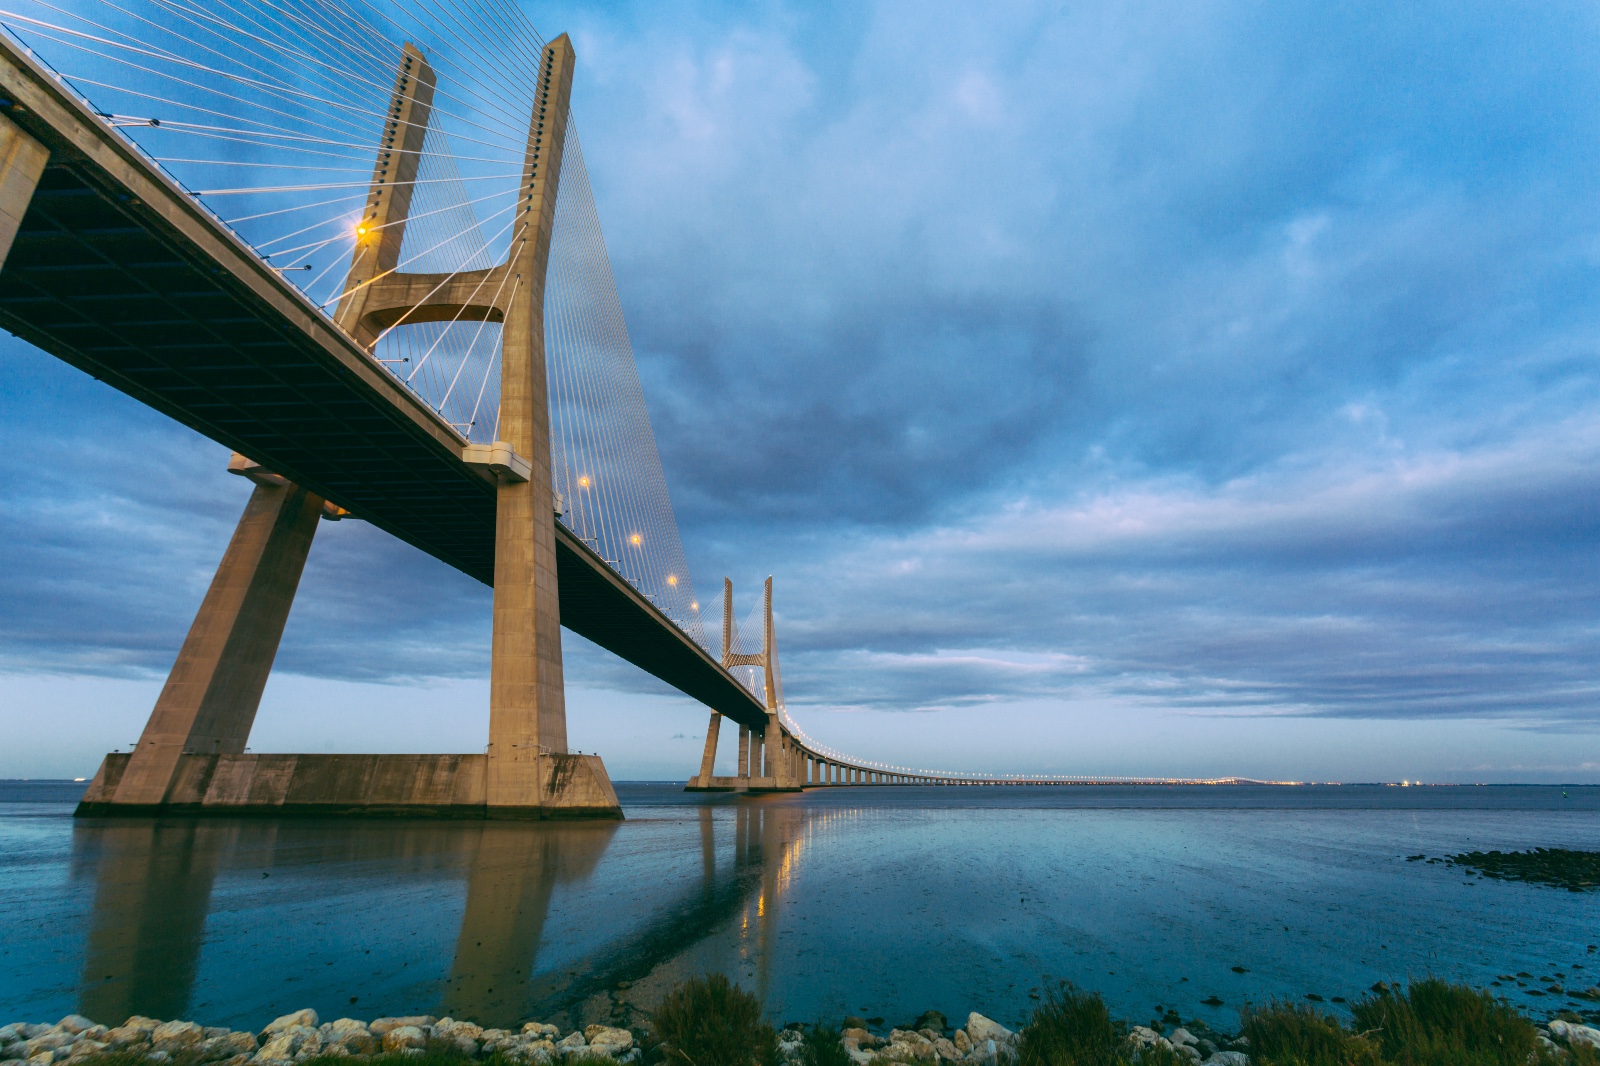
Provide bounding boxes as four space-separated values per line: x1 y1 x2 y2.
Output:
69 800 838 1031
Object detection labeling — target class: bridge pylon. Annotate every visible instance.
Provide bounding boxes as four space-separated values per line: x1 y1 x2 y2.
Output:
689 577 801 792
72 35 619 819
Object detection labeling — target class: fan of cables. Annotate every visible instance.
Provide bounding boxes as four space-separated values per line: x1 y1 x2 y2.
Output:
0 0 709 649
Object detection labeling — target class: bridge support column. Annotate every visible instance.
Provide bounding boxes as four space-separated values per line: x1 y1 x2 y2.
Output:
737 726 750 781
483 36 617 819
0 110 47 271
693 711 721 788
107 471 325 808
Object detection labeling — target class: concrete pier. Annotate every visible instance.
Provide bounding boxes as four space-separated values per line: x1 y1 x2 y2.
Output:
73 36 620 821
77 752 619 819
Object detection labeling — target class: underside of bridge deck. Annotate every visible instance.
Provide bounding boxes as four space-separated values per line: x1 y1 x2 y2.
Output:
0 128 767 732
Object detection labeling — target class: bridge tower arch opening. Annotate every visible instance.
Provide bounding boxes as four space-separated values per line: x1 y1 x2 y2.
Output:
689 577 801 793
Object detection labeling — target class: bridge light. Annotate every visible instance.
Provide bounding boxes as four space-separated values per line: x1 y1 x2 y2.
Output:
690 601 699 611
629 533 641 546
355 221 371 239
666 574 678 586
578 475 590 488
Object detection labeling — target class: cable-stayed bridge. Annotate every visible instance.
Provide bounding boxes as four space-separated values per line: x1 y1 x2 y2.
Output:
0 0 1105 816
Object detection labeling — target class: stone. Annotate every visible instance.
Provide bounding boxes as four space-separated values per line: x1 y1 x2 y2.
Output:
914 1013 948 1034
964 1016 1014 1047
370 1019 435 1039
215 1056 254 1066
382 1028 428 1053
1127 1028 1170 1050
152 1022 205 1052
124 1019 163 1036
436 1020 484 1043
105 1028 152 1049
961 1039 1008 1066
65 1042 106 1061
952 1031 971 1055
1550 1021 1600 1049
1172 1045 1201 1064
22 1036 73 1060
933 1038 960 1061
202 1032 258 1060
257 1030 307 1062
522 1025 559 1039
54 1021 95 1038
555 1033 586 1051
146 1052 171 1063
842 1029 880 1049
584 1029 633 1055
330 1029 377 1056
1202 1054 1249 1066
27 1053 60 1066
263 1013 318 1039
1168 1029 1198 1048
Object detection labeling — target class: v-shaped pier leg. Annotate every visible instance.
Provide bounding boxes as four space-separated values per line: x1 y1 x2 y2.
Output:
106 471 325 807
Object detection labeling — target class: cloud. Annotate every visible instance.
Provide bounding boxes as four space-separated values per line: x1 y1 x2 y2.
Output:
2 0 1598 778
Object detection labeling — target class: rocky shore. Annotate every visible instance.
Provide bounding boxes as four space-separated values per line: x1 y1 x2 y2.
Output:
4 1004 1600 1066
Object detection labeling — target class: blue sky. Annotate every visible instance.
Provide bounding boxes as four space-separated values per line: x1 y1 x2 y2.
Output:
3 0 1599 782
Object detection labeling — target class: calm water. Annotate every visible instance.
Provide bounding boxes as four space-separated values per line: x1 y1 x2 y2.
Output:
1 782 1596 1035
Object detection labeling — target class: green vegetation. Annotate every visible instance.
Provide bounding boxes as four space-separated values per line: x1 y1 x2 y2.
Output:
1241 1000 1382 1066
1349 978 1535 1065
648 973 779 1066
799 1024 852 1066
1015 982 1184 1066
1443 849 1600 891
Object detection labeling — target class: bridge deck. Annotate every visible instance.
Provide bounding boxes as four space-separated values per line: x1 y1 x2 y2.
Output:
0 40 767 730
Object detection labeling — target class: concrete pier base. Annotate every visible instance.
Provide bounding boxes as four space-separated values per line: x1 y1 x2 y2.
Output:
76 752 621 819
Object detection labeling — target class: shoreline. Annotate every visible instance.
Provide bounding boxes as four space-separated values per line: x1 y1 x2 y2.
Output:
6 983 1600 1066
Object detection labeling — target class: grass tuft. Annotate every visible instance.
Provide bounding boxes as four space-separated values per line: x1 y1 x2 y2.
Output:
1350 978 1539 1066
1015 981 1189 1066
649 973 778 1066
1241 999 1382 1066
800 1024 853 1066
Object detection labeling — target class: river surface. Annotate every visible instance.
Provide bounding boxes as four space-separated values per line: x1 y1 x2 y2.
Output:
1 781 1596 1035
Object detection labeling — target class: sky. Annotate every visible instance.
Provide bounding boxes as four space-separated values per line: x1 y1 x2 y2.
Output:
3 0 1599 783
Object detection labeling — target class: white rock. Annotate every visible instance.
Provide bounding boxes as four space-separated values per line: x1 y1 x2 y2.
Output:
145 1052 170 1063
933 1038 960 1061
951 1031 971 1056
54 1021 95 1038
845 1049 874 1066
255 1031 304 1063
151 1022 205 1051
124 1019 163 1036
436 1020 484 1043
1127 1028 1163 1048
964 1016 1015 1047
1202 1054 1249 1066
263 1013 318 1039
1172 1045 1201 1064
584 1028 633 1054
203 1032 259 1059
522 1025 559 1039
1551 1021 1600 1049
382 1027 428 1053
369 1019 434 1038
1168 1029 1198 1048
105 1028 151 1049
22 1037 72 1060
66 1042 107 1061
556 1033 586 1051
28 1053 61 1066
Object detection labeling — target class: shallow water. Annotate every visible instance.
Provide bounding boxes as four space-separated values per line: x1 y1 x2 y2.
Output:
1 781 1596 1034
